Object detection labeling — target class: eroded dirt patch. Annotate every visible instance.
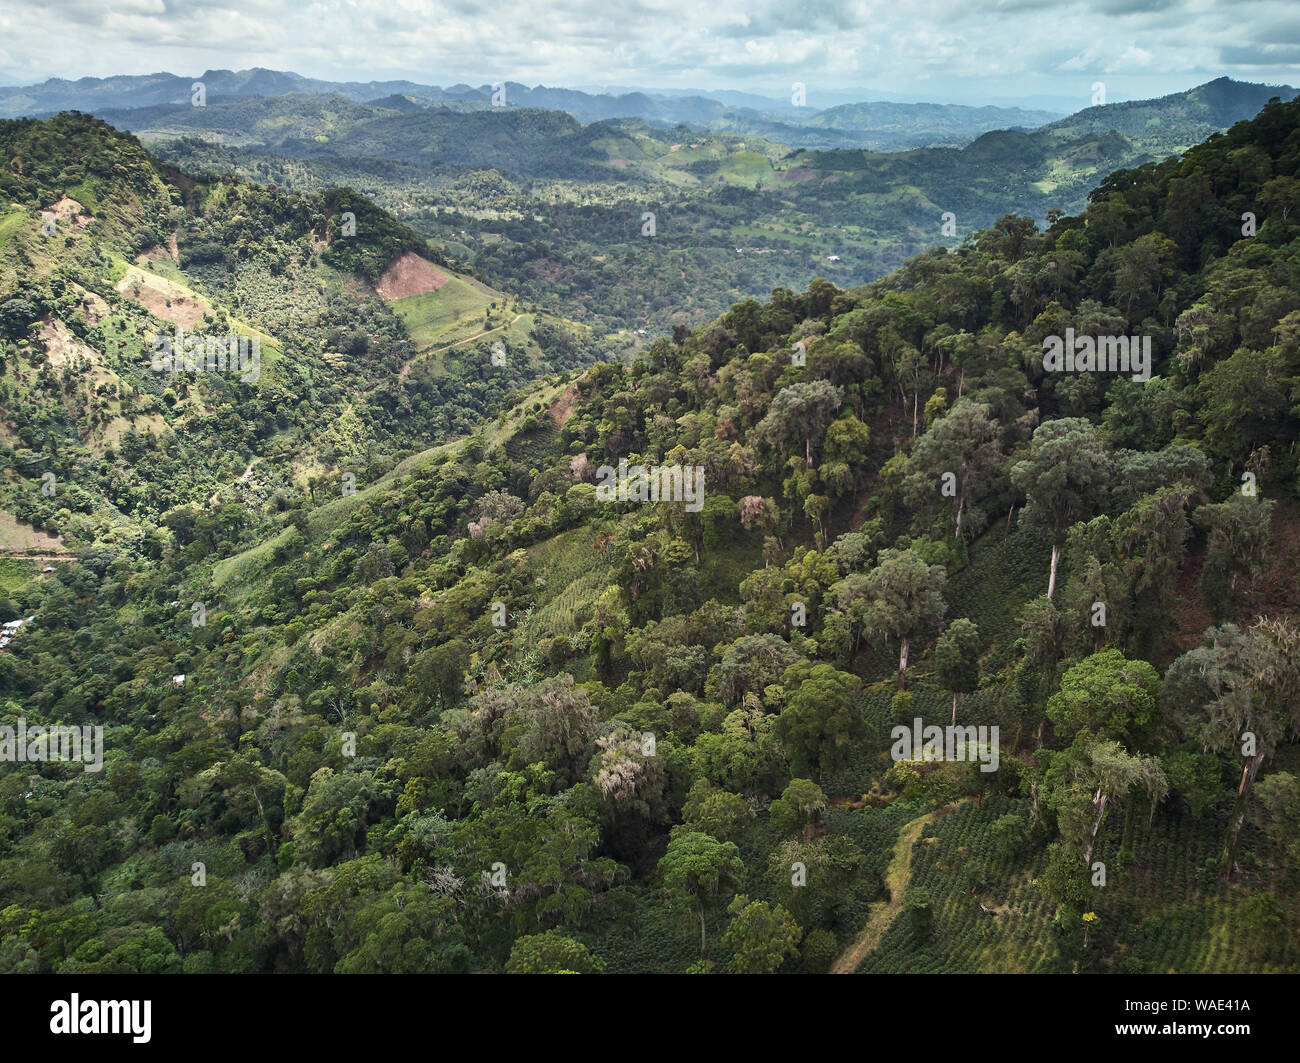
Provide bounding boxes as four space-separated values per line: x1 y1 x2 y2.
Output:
375 252 450 300
116 266 211 329
69 283 110 324
548 383 579 427
139 234 180 265
44 195 92 228
0 510 70 556
38 318 102 370
778 167 818 185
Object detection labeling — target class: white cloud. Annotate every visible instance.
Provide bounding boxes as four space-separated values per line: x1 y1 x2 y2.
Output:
0 0 1294 103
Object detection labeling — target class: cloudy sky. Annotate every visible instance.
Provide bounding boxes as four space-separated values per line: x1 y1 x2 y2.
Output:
0 0 1296 106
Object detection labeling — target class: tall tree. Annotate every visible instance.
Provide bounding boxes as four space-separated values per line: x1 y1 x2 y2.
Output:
934 618 981 725
658 831 744 958
1044 735 1167 867
1194 494 1274 623
755 380 843 468
903 398 1006 540
1011 417 1112 598
769 778 829 838
1046 649 1161 749
776 662 864 782
721 896 802 973
1108 485 1196 652
857 548 947 688
1163 619 1300 878
505 931 605 974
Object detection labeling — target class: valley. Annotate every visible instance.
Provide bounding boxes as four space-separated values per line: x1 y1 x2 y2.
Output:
0 55 1297 986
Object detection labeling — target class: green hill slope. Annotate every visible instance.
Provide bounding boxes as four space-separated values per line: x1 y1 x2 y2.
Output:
2 97 1300 976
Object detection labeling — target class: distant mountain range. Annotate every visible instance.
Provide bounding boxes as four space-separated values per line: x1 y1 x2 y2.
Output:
34 73 1292 191
4 69 1295 155
0 67 1074 151
572 84 1087 112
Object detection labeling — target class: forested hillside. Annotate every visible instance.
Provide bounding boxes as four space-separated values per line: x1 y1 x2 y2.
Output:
1 95 1299 975
0 112 610 546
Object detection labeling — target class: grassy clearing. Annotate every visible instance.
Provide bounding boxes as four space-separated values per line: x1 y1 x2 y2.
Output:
0 557 40 594
0 210 28 249
393 274 499 349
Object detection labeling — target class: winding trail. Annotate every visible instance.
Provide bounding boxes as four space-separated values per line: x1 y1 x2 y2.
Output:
207 457 259 505
397 314 526 380
831 800 965 974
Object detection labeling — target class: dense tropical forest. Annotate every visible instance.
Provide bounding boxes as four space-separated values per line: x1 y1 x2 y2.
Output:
0 85 1298 977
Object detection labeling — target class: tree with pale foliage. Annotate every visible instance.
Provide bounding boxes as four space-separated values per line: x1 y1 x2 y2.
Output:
738 495 779 536
1163 618 1300 878
588 726 668 824
1044 734 1167 868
